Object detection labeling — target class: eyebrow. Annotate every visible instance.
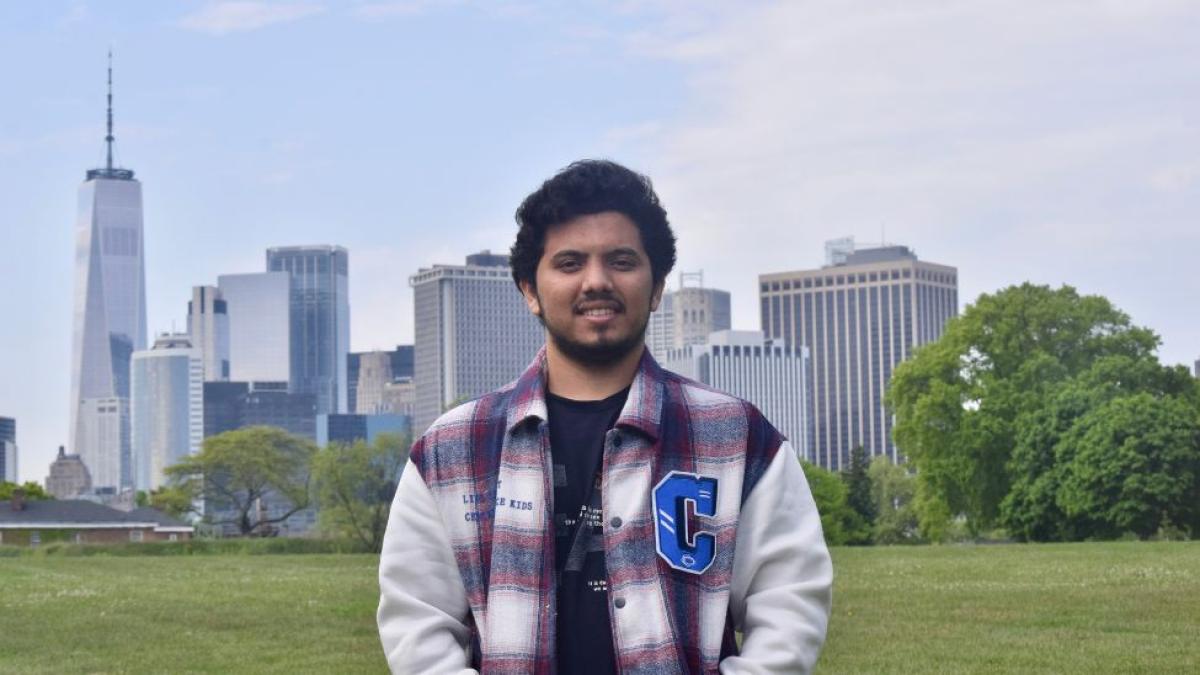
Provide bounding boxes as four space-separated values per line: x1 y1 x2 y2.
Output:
548 247 643 261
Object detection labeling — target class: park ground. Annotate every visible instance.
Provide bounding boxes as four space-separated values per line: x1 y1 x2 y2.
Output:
0 541 1196 673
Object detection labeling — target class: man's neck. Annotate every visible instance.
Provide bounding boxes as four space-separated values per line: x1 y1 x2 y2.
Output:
544 342 643 401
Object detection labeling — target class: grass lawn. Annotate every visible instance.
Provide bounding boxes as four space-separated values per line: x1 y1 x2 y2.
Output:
0 541 1197 673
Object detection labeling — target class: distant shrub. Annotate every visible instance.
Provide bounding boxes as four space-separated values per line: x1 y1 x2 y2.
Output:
7 537 372 557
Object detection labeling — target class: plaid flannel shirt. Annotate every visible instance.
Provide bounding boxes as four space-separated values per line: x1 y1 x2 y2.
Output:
378 347 832 674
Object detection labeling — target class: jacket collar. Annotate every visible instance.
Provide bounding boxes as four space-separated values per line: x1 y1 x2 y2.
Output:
505 344 665 441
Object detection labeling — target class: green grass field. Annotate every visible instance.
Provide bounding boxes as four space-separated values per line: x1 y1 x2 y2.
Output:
0 541 1196 673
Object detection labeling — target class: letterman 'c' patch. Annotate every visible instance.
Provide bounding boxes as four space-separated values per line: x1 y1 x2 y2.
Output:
652 471 719 575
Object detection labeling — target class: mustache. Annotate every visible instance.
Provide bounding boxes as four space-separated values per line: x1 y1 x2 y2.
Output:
573 293 625 313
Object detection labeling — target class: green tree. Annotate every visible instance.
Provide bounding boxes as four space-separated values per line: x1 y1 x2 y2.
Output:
0 481 52 501
312 432 411 553
1002 355 1200 541
867 456 920 544
165 426 316 536
888 283 1160 539
841 445 876 528
802 461 870 546
1055 393 1200 539
148 484 195 521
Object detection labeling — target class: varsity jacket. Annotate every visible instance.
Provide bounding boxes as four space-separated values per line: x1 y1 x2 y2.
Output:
377 347 832 674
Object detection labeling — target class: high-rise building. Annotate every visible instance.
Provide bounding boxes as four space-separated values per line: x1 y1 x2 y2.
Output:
382 378 416 418
410 251 544 433
646 272 732 358
69 56 146 491
202 381 316 441
348 345 413 414
0 417 15 483
45 446 93 499
266 246 350 415
316 413 411 446
217 272 292 384
187 286 230 381
661 331 811 461
130 334 203 491
760 240 958 470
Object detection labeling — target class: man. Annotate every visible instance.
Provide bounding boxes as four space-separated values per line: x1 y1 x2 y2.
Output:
378 160 832 674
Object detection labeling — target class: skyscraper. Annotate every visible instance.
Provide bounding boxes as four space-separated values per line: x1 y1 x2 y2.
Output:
187 285 230 381
410 251 544 433
661 331 811 461
760 241 958 470
217 272 292 384
266 246 350 415
69 55 147 490
130 334 203 491
0 417 15 483
348 345 413 414
646 271 732 358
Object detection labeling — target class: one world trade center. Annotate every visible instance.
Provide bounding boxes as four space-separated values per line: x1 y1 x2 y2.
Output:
69 54 147 491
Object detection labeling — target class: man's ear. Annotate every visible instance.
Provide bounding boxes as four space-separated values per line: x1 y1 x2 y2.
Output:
519 279 542 317
650 279 665 312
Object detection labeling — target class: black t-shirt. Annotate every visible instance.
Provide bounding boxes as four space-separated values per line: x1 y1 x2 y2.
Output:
547 387 628 675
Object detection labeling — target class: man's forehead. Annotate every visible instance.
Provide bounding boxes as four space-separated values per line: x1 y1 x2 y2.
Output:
543 211 645 252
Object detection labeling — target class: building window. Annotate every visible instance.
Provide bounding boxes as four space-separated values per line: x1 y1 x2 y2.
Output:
130 530 144 543
30 531 40 547
169 533 179 542
73 532 83 544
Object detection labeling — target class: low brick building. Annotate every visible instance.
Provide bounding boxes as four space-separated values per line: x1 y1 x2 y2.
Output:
0 491 193 546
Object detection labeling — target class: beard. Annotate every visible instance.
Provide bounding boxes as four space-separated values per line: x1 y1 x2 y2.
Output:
537 292 651 367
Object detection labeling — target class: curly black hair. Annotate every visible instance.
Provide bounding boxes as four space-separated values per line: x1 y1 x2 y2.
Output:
510 159 677 290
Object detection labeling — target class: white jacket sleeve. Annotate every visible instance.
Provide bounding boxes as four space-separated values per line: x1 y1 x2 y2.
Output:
721 443 834 674
377 462 478 674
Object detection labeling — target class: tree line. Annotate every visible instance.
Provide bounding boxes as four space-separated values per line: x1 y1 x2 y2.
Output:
154 426 409 553
848 282 1200 544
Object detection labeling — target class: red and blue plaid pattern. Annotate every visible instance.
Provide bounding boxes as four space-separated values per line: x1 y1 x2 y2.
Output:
410 347 783 674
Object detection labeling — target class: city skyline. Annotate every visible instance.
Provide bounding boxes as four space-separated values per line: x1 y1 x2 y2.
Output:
4 2 1199 481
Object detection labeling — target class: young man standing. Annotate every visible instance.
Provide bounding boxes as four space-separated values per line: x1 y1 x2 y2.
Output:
378 160 832 674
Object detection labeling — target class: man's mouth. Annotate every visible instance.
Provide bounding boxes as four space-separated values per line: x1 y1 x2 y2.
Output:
576 301 623 318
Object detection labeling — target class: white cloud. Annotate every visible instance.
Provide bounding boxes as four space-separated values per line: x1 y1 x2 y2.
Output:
179 2 325 36
602 1 1200 365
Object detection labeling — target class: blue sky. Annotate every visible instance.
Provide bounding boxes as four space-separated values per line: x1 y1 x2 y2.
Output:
3 1 1198 481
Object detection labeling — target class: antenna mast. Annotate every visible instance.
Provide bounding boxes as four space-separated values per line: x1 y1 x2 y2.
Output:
105 50 114 171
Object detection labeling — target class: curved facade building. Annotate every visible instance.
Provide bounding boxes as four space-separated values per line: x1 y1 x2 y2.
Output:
130 334 203 491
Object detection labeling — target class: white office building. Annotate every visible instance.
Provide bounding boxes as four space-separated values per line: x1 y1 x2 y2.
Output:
187 285 230 381
646 272 731 359
131 334 203 491
410 251 544 434
661 330 811 461
760 240 958 469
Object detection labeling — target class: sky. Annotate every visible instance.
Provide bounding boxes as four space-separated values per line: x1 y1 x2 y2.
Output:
2 1 1198 483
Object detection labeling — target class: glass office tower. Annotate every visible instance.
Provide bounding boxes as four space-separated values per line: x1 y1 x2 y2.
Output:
69 58 147 489
266 246 350 415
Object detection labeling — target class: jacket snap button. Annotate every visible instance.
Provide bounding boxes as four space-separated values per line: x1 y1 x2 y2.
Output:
610 517 622 529
614 597 626 609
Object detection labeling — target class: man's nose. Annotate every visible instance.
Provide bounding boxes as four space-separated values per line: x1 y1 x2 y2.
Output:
581 260 614 293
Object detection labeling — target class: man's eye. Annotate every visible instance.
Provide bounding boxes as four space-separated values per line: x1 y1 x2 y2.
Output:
557 260 581 271
611 258 636 270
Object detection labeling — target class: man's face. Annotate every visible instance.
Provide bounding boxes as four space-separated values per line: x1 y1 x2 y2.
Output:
520 211 663 366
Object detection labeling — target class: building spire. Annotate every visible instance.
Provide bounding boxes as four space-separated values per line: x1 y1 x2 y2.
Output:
106 49 114 171
86 49 134 181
